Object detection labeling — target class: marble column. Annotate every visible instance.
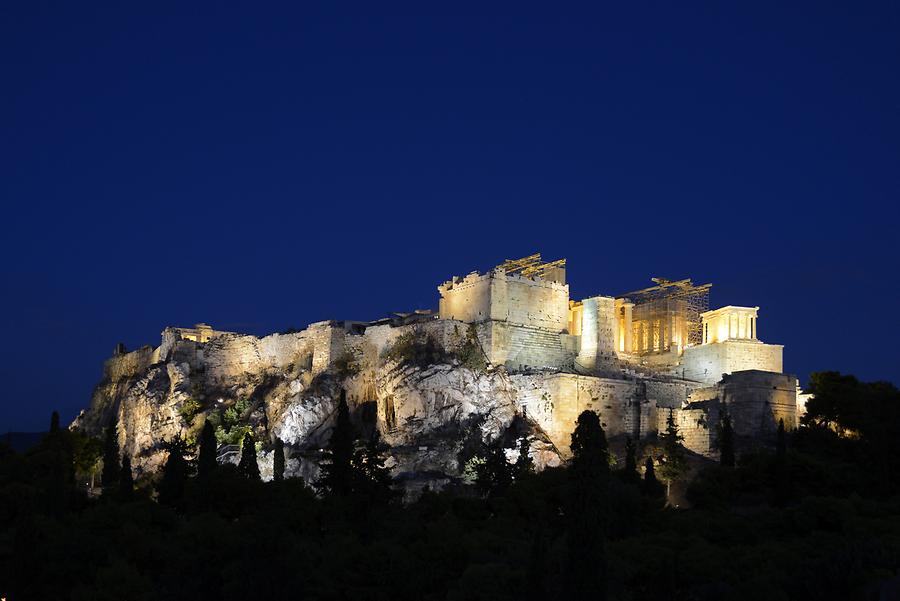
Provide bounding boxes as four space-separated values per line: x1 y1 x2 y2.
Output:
623 302 634 353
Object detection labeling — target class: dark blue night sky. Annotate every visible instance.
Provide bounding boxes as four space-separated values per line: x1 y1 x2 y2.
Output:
2 2 898 432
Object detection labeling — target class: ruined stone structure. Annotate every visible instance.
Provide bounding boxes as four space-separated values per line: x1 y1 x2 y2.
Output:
433 255 796 457
75 253 801 488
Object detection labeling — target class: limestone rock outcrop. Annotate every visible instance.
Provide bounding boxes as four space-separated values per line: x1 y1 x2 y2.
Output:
74 329 563 490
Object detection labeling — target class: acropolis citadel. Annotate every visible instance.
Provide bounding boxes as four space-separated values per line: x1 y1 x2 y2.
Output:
78 253 802 484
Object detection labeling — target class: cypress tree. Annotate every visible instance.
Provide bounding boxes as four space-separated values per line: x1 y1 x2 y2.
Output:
658 409 688 500
101 423 120 488
273 437 286 482
157 437 189 510
119 454 134 500
719 410 736 468
564 410 609 601
316 389 356 495
197 419 218 480
352 431 394 502
622 436 640 484
514 436 535 479
475 444 513 497
50 410 60 433
238 432 260 481
641 457 665 499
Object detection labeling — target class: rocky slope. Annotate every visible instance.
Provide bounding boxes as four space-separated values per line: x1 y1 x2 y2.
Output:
73 330 563 491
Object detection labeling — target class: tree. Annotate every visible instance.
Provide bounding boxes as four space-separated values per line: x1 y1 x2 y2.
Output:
513 436 535 479
658 409 689 500
71 431 103 489
50 410 60 433
620 436 640 484
101 423 120 489
641 457 665 499
352 431 394 502
197 419 218 480
118 454 134 501
564 410 609 601
238 432 260 481
773 419 790 507
316 390 356 495
272 437 286 482
157 437 189 510
718 409 736 468
475 444 513 496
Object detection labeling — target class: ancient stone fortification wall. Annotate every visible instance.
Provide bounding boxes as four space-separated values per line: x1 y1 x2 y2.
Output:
719 370 798 435
103 346 157 380
475 321 576 372
669 370 798 457
680 339 783 384
161 322 345 384
438 269 569 332
645 379 702 409
658 403 717 456
338 318 472 394
511 373 660 455
437 272 494 323
496 272 569 331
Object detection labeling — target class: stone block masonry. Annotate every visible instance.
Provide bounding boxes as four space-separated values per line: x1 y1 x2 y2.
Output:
474 321 576 372
512 373 670 456
657 403 718 456
438 268 570 332
680 339 783 384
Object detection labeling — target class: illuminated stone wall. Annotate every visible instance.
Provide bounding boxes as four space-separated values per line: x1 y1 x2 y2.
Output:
498 272 569 331
718 370 798 434
437 271 494 323
575 296 618 370
159 321 345 384
512 373 662 456
645 379 702 409
657 404 716 456
664 370 798 457
438 268 569 332
102 345 157 381
680 339 783 384
475 321 577 371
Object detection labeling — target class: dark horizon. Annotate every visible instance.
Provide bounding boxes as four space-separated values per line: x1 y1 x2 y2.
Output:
2 2 898 432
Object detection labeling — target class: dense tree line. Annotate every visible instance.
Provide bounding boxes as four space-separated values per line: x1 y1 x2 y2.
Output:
1 372 899 600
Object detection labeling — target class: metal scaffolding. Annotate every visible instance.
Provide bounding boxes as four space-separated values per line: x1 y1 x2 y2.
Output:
618 278 711 348
498 253 566 280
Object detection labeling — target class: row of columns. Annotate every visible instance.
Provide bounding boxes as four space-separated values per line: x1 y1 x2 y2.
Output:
702 309 759 344
726 313 756 340
629 315 680 354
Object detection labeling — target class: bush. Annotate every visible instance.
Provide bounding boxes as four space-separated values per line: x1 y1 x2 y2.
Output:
382 329 449 368
452 325 487 372
178 398 202 424
333 348 362 380
214 399 253 446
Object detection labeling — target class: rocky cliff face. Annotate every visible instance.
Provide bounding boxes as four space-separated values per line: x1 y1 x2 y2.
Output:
74 328 563 490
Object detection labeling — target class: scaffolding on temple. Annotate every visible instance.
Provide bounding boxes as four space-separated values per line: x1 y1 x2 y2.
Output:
618 278 711 349
497 253 567 282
